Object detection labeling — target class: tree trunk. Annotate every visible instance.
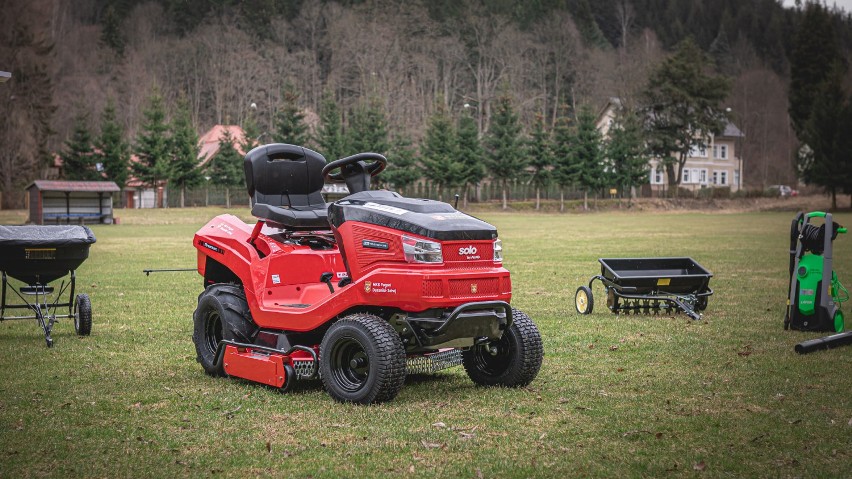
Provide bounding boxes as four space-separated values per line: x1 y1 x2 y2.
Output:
205 186 209 207
502 180 508 210
180 186 186 208
831 187 837 210
560 189 564 212
583 190 588 210
226 187 231 209
535 186 541 210
463 184 469 208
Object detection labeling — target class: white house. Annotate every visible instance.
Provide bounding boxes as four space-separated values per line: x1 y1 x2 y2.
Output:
596 98 745 195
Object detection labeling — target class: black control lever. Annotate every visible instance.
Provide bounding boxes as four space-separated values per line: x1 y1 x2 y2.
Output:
320 272 335 293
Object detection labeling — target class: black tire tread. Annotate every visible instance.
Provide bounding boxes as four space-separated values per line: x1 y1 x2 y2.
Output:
75 294 92 336
463 309 543 388
192 284 257 377
320 314 406 404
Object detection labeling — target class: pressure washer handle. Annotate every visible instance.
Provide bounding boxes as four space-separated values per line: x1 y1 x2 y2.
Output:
839 227 847 234
806 211 827 218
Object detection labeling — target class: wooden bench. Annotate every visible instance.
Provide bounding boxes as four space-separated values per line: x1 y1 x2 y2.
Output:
42 213 107 225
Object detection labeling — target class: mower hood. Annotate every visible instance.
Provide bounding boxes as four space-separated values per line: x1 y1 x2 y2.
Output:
328 191 497 241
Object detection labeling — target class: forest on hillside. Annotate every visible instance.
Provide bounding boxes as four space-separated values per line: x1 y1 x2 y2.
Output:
2 0 852 208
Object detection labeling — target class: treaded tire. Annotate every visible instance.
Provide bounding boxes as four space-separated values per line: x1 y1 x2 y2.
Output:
462 309 543 388
320 314 406 404
74 293 92 336
193 284 258 377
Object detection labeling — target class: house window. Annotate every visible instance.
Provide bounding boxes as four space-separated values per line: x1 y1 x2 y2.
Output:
651 166 664 184
734 170 740 187
689 145 708 158
683 169 690 183
699 169 707 184
713 144 728 159
720 171 727 185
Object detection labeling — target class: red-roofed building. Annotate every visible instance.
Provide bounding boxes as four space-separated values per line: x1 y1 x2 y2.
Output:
124 125 247 208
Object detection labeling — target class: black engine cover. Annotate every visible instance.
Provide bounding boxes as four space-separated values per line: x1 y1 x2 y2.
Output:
327 191 497 241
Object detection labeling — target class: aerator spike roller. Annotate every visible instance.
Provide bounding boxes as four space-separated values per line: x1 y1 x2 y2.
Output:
192 144 543 404
784 211 848 333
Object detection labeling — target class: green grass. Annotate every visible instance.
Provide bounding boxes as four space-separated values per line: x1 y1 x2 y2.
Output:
1 208 850 478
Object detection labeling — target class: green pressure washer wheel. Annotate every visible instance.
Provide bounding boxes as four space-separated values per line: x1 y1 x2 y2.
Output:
575 286 593 315
835 310 845 333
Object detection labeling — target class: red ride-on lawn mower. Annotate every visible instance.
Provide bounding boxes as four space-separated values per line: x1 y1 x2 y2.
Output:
192 144 543 404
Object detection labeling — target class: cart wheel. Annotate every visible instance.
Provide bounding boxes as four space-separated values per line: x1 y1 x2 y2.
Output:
696 296 708 311
74 293 92 336
462 309 543 388
193 284 258 377
575 286 593 314
834 310 845 333
320 314 406 404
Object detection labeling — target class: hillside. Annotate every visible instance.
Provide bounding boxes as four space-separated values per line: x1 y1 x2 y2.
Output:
2 0 851 208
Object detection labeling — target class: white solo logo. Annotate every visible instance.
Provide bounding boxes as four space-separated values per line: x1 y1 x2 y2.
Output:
458 246 477 255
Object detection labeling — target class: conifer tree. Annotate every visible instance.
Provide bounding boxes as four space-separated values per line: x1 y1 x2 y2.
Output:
383 135 421 196
551 108 577 212
274 82 309 145
133 87 171 206
642 38 730 196
421 103 460 201
527 113 553 210
62 110 99 181
347 99 389 155
315 93 347 161
484 95 525 210
206 128 243 208
606 109 648 205
574 105 606 210
456 112 485 207
95 98 130 188
169 96 203 208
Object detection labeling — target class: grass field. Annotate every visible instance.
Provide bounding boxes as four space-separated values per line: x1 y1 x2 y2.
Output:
0 207 850 478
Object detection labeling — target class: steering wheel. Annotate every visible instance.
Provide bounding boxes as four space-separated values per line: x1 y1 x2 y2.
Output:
321 153 387 182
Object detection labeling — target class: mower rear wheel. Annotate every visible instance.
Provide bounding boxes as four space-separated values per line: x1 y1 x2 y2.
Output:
575 286 593 314
835 310 845 333
462 309 543 388
320 314 406 404
193 284 258 377
74 293 92 336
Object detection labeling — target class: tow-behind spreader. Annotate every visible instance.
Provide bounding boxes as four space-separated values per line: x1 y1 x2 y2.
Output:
192 144 543 403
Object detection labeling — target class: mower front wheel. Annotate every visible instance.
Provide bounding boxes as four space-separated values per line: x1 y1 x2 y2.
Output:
462 309 543 388
320 314 406 404
193 284 258 377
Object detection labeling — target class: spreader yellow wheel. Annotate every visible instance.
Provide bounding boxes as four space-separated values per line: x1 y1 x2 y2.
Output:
575 286 594 315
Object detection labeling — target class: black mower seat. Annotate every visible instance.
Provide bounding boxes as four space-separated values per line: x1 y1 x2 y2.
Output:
244 144 330 230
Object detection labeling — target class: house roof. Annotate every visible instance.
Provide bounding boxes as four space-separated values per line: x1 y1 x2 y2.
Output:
198 125 247 168
27 180 121 193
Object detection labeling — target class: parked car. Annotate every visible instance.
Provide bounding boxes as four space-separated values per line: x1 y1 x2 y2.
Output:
769 185 798 197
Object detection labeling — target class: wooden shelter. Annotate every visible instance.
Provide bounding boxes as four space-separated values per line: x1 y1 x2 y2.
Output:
26 180 121 225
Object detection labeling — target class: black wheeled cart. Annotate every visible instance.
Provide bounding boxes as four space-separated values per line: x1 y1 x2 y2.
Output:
0 225 96 347
575 257 713 320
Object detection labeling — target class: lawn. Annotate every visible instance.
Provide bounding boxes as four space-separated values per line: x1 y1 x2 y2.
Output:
0 207 850 478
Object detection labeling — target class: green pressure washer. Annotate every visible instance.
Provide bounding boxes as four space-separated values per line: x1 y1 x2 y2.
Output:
785 211 848 333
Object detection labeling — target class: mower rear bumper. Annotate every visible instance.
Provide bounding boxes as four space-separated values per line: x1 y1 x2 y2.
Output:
407 300 513 348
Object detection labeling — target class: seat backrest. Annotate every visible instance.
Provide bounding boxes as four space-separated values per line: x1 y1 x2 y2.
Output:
244 144 327 209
